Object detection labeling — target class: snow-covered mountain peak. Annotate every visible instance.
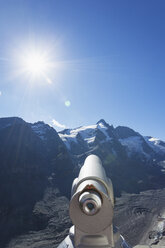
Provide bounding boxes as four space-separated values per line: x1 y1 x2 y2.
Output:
97 122 111 142
59 120 113 151
144 136 165 155
119 136 150 159
148 137 164 146
58 124 97 150
97 119 109 126
70 124 97 134
58 120 165 163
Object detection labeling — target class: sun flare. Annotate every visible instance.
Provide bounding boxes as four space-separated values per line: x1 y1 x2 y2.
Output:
14 45 57 84
12 41 64 85
22 50 50 77
24 53 47 75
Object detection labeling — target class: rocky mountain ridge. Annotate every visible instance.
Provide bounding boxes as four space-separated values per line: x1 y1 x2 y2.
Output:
59 119 165 195
59 119 165 163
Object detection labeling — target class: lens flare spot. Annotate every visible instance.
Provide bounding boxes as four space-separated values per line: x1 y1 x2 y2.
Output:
65 100 71 107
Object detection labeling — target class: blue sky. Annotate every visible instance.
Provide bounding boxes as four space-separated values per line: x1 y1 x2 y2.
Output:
0 0 165 140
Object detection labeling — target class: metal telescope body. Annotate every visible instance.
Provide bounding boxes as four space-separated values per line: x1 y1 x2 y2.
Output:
58 155 130 248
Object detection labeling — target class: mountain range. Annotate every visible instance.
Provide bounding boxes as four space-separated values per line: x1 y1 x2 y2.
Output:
59 119 165 195
0 117 165 248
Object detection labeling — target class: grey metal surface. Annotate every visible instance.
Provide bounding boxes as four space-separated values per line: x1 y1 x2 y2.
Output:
57 155 132 248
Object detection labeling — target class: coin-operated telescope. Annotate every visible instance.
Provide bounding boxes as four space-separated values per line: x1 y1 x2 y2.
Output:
58 155 130 248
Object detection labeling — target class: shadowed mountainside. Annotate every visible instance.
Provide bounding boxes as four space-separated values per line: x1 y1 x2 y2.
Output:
0 117 74 248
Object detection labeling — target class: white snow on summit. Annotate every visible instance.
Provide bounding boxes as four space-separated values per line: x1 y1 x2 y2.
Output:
59 125 97 149
59 122 111 150
144 136 165 154
119 135 165 158
119 136 150 158
74 125 97 141
97 122 111 142
59 121 165 159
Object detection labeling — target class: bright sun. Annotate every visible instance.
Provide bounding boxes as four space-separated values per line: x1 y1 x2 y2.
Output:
25 52 47 75
16 46 55 84
23 51 50 77
13 42 63 84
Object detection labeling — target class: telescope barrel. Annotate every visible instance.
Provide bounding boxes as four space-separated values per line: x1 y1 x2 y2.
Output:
58 155 131 248
69 155 115 247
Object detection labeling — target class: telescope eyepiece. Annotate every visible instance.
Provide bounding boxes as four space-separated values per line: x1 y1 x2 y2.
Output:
86 202 95 211
79 190 102 216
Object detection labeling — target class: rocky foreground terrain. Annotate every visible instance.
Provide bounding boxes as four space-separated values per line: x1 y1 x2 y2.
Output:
114 189 165 246
5 188 165 248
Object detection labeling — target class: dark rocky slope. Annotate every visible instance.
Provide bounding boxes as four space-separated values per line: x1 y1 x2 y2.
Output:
0 117 74 248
